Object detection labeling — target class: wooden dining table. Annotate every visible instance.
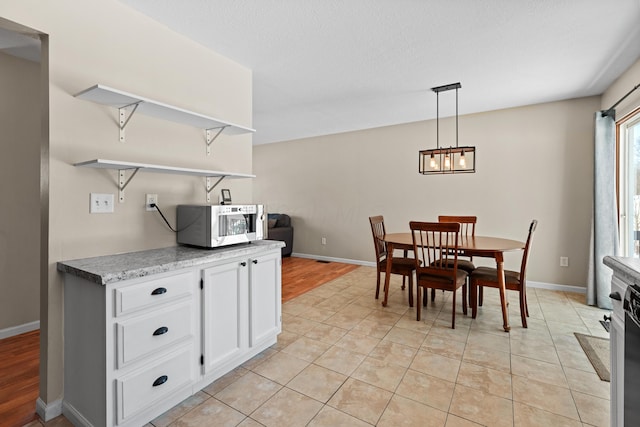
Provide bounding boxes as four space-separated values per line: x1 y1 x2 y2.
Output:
381 233 525 332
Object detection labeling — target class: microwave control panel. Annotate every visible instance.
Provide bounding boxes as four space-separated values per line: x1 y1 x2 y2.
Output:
218 205 257 215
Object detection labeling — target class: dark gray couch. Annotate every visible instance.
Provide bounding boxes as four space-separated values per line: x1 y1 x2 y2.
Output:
267 213 293 257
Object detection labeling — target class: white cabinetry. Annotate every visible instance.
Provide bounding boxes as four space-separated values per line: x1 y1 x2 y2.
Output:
59 243 283 427
201 250 281 381
249 250 282 346
202 259 247 372
64 269 199 427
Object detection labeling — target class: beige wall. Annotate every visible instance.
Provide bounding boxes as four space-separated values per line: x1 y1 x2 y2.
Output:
0 0 253 408
0 51 40 331
254 96 601 288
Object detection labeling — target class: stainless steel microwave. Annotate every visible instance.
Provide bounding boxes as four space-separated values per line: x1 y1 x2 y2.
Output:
176 204 266 248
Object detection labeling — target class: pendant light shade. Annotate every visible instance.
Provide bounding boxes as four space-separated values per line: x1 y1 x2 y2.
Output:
418 82 476 174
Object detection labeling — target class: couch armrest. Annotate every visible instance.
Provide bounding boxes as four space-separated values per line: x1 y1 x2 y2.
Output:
267 226 293 257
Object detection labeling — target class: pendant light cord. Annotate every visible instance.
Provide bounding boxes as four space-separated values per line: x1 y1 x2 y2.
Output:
455 87 459 148
436 91 439 149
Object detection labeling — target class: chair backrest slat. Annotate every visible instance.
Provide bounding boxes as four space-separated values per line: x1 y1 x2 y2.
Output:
438 215 476 237
410 221 460 280
369 215 388 261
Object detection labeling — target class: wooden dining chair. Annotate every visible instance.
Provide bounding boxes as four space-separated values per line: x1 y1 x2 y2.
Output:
369 215 417 306
438 215 477 273
469 220 538 328
433 215 477 302
410 221 468 328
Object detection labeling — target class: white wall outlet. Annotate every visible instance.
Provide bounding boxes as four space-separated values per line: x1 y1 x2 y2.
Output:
560 256 569 267
321 237 327 245
90 193 114 214
146 194 158 211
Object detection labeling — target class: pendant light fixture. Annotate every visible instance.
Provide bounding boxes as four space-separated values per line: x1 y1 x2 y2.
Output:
418 82 476 174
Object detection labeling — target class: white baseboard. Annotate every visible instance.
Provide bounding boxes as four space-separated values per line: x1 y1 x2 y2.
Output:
290 253 587 294
0 320 40 340
62 401 91 427
36 397 63 422
528 281 586 294
291 252 375 267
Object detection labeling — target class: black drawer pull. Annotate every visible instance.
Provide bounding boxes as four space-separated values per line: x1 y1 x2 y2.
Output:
151 287 167 296
240 262 247 267
152 375 168 387
252 259 258 264
153 326 169 336
609 292 622 301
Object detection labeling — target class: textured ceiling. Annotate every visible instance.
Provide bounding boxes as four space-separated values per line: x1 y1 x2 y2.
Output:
117 0 640 144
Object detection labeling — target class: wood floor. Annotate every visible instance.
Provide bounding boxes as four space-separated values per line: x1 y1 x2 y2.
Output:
281 256 359 302
0 256 360 426
0 329 39 427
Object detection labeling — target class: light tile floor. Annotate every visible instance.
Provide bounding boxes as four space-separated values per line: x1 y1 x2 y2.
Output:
26 266 612 427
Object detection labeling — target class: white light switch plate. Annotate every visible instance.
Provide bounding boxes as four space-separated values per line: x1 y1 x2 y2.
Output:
90 193 115 213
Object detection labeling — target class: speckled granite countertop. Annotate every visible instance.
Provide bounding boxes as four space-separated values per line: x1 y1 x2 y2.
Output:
57 240 285 285
604 256 640 284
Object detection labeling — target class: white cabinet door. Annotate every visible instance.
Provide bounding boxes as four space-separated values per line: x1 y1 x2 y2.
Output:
249 250 281 347
610 274 627 427
202 259 249 373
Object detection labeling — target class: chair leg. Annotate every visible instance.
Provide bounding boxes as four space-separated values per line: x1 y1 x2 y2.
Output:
401 250 408 291
375 270 381 299
416 286 421 321
451 289 456 329
478 286 484 306
519 289 528 328
431 288 436 302
464 276 471 307
471 281 478 319
408 274 414 308
462 284 467 315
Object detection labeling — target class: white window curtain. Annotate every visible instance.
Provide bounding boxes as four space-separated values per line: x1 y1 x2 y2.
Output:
587 111 618 309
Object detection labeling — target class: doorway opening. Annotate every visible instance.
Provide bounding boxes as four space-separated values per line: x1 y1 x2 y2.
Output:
0 15 48 425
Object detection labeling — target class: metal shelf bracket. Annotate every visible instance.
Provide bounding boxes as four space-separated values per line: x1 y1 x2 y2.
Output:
206 176 226 203
118 168 140 202
205 126 229 155
119 102 141 143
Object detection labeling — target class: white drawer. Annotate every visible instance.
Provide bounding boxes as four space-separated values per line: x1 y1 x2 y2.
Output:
116 302 193 368
116 347 193 425
114 270 196 316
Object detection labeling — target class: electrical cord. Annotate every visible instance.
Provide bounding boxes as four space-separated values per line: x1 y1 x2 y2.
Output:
150 203 179 232
151 203 203 233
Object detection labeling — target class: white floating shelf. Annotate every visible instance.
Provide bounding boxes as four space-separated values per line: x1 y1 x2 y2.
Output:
75 159 255 178
75 159 255 203
75 84 255 150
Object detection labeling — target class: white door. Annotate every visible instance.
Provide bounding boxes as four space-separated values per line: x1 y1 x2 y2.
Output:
201 259 248 373
248 250 281 347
